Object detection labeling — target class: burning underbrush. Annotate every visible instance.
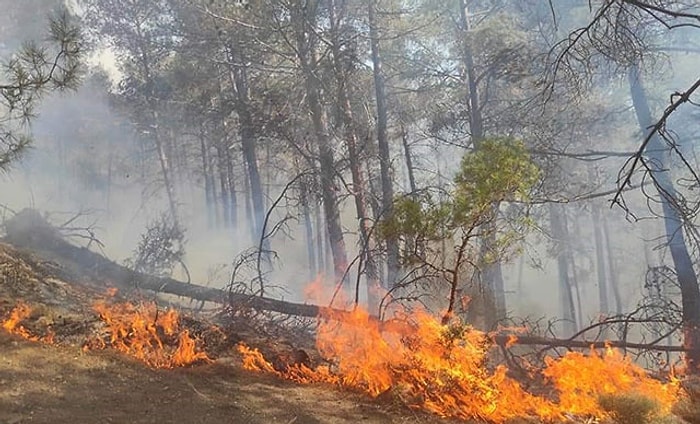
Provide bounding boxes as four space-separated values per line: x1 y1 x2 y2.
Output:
237 306 684 423
0 235 690 424
1 292 224 370
83 297 212 368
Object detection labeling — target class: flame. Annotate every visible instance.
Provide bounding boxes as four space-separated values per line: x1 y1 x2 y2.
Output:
543 347 680 417
238 305 683 422
303 274 328 304
87 299 209 368
1 302 54 343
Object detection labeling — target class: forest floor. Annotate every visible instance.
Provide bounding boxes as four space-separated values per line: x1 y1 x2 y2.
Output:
0 331 450 424
0 233 458 424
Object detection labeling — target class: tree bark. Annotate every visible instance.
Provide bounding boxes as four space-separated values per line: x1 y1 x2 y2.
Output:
368 0 399 289
225 145 238 228
549 203 578 336
628 64 700 373
592 202 609 315
299 176 317 280
216 142 231 229
331 0 381 312
400 122 417 194
225 44 264 238
292 0 349 285
198 126 215 229
602 213 623 314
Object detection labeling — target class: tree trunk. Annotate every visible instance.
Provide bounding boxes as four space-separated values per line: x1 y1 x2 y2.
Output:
457 0 505 323
314 198 328 276
224 44 265 240
400 122 417 194
300 176 317 280
330 0 381 312
198 126 215 229
137 34 179 226
549 203 578 336
293 0 349 285
566 210 585 327
368 0 399 289
592 202 610 315
628 64 700 373
209 134 221 228
458 0 484 143
225 145 238 228
216 143 231 228
602 213 623 314
153 111 179 227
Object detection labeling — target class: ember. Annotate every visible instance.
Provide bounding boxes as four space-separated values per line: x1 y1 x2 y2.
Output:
238 305 683 423
87 299 210 369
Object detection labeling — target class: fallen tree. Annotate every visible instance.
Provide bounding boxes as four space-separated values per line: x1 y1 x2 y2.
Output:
2 209 358 320
1 208 689 354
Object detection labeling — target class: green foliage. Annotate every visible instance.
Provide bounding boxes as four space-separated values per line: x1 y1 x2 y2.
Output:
453 138 540 219
597 393 661 424
380 193 451 242
380 138 540 250
0 10 82 171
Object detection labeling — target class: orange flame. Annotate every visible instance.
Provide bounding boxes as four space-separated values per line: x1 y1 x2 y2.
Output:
87 300 209 369
238 305 683 422
543 347 680 417
1 302 54 343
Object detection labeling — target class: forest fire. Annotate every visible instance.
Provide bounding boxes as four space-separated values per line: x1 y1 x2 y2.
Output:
238 305 683 423
1 302 54 343
86 299 210 369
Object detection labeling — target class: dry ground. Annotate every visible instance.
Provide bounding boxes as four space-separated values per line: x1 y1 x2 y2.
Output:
0 331 458 424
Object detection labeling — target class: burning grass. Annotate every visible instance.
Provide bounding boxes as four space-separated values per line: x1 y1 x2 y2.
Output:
238 306 684 423
1 302 54 343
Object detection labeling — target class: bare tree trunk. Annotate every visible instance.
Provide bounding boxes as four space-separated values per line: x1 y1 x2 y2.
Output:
153 112 179 226
224 44 265 240
566 211 585 327
209 134 221 228
240 163 252 239
628 64 700 373
458 0 484 143
300 176 317 280
225 146 238 228
293 0 348 285
457 0 505 323
368 0 399 289
216 143 231 229
602 213 623 314
549 203 578 336
199 126 215 229
400 122 417 194
330 0 381 311
314 198 328 276
592 203 609 315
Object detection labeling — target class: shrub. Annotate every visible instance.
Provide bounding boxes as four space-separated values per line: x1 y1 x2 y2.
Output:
597 393 660 424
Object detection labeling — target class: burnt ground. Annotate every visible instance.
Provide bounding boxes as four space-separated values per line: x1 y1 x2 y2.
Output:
0 224 461 424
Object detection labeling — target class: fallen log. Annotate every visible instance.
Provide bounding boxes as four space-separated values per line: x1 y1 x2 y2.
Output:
2 208 355 320
2 209 689 353
491 334 688 353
